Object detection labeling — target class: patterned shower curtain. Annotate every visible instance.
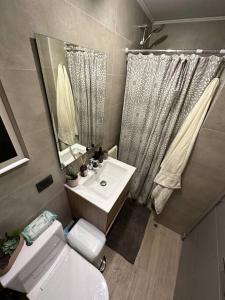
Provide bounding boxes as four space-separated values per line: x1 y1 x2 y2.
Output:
119 53 223 207
66 48 106 146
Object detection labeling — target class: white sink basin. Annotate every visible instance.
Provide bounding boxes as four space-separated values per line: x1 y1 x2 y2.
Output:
65 157 136 213
82 160 128 199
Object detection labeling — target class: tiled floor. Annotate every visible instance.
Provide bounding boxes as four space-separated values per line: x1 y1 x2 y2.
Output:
104 215 182 300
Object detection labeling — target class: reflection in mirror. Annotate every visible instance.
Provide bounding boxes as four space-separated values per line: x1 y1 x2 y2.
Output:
0 116 17 163
35 34 107 168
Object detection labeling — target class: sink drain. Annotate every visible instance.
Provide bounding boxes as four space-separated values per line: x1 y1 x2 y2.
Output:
100 180 107 186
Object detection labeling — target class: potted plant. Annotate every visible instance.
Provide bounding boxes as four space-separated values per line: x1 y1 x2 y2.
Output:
0 230 24 276
66 165 79 187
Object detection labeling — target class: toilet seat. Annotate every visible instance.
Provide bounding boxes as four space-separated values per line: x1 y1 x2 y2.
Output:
28 245 109 300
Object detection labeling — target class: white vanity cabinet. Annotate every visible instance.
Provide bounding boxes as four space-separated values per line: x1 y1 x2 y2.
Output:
65 158 136 234
66 179 131 234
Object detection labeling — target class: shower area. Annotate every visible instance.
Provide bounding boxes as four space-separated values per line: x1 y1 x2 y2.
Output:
118 23 225 237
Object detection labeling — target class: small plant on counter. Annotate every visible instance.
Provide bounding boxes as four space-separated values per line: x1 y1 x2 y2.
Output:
0 229 24 275
65 165 79 187
0 230 20 256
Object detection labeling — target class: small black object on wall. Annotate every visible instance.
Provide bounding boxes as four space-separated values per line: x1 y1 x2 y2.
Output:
36 175 53 193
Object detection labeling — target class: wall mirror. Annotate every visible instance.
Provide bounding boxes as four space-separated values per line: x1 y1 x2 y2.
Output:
35 34 106 168
0 81 29 175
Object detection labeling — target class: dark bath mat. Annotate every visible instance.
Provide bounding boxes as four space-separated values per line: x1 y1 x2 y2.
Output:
106 198 150 264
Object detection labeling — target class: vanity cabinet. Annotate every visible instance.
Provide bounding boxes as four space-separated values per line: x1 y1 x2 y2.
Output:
65 157 135 234
174 199 225 300
66 180 130 234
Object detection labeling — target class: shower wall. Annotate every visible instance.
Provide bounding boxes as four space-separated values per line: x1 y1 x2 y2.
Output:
0 0 150 234
154 20 225 234
152 21 225 50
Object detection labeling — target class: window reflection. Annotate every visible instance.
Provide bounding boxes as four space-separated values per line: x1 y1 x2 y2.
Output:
0 116 17 163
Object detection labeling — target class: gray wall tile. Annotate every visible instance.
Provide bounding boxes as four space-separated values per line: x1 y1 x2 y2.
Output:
153 21 225 50
203 85 225 132
65 0 118 32
116 0 150 43
0 0 48 70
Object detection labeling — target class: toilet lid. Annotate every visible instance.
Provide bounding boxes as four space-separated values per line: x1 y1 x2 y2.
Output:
28 245 109 300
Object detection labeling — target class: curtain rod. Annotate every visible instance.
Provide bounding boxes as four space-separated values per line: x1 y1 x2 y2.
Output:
125 48 225 55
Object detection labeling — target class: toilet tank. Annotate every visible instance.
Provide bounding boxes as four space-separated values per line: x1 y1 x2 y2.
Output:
0 220 66 293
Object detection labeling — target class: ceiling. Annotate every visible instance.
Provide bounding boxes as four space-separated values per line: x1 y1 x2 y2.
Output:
138 0 225 24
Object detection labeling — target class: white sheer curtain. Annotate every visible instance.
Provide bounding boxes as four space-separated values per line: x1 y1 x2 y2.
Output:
119 53 223 207
66 48 106 146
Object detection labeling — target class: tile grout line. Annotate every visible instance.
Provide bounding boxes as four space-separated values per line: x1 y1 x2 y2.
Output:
0 67 37 72
64 0 131 44
202 126 225 135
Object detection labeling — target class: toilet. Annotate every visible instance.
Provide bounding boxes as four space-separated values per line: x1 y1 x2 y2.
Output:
0 220 109 300
67 218 106 271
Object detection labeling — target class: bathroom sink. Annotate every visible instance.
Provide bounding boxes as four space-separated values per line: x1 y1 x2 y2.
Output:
82 160 128 199
65 157 136 213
